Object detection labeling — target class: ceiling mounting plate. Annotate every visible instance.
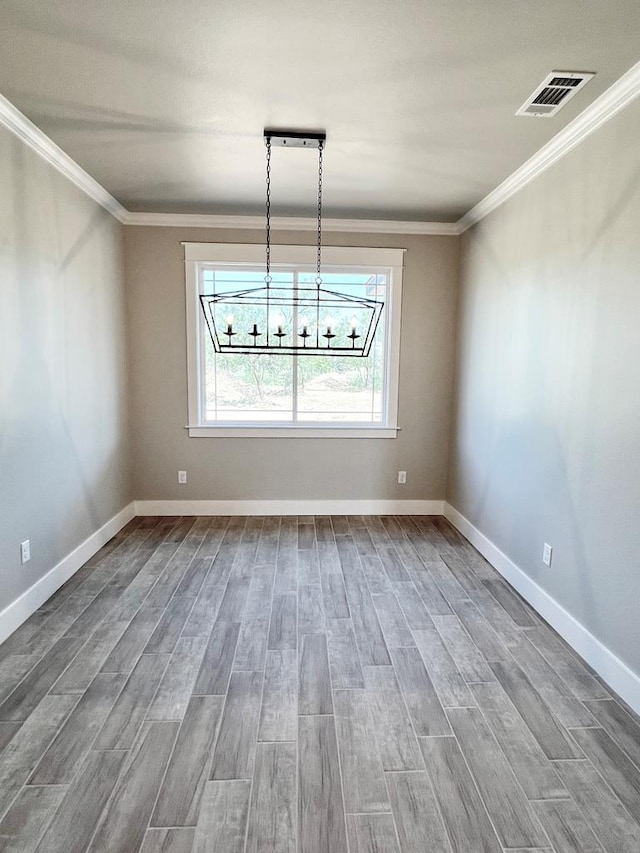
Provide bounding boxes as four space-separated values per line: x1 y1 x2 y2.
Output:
264 129 326 148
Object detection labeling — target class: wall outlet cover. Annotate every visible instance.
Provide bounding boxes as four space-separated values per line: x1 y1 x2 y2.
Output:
398 471 407 484
21 540 31 564
178 470 187 484
543 543 553 566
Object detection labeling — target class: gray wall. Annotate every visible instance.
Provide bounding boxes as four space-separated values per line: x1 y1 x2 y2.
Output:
449 99 640 674
124 227 459 501
0 126 131 613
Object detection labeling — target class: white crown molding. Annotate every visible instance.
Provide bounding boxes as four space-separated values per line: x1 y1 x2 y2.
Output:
0 93 128 223
122 211 460 235
135 499 444 516
444 503 640 714
457 59 640 232
0 502 135 645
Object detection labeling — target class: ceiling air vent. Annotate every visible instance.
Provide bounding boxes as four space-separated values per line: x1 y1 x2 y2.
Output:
516 71 595 117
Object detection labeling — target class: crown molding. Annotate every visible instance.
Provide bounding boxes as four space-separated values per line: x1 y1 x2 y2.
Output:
457 59 640 233
121 211 461 235
0 93 128 222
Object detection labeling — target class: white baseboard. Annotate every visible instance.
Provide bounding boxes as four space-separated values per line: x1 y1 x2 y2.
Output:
134 499 444 517
0 502 136 645
444 502 640 715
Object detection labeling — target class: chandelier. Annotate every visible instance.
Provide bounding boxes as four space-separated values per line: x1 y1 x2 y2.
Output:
200 130 384 357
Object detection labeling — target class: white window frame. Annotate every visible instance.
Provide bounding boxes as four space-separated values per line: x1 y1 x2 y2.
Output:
184 242 404 438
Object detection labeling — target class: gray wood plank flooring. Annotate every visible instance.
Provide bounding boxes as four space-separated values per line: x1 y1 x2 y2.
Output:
1 514 639 853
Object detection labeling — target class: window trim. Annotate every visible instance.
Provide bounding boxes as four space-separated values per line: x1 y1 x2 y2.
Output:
184 243 405 438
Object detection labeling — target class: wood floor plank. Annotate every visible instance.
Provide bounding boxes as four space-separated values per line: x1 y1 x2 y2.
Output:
0 783 66 853
0 722 21 753
346 813 400 853
376 546 411 583
389 647 451 737
268 594 297 650
299 634 333 715
29 671 127 784
583 698 640 770
554 758 640 853
210 670 263 780
327 618 365 689
0 694 77 820
431 615 495 683
94 653 169 749
0 656 40 706
360 554 393 594
386 771 452 853
88 721 179 853
392 582 433 630
419 735 502 853
246 742 296 853
532 799 603 853
446 707 548 848
322 573 350 619
350 599 392 667
0 638 83 721
481 578 538 627
140 827 196 853
100 603 164 673
364 666 423 771
412 626 475 708
50 618 131 694
175 556 213 598
143 595 195 655
490 662 582 760
298 585 326 635
152 695 224 827
216 577 251 622
234 576 273 670
298 522 316 551
146 636 208 721
259 649 297 742
193 780 250 853
407 568 454 616
33 750 126 853
470 682 568 800
449 598 509 662
298 715 348 853
192 620 240 695
509 637 597 727
371 593 414 648
525 626 609 700
571 726 640 820
334 689 389 814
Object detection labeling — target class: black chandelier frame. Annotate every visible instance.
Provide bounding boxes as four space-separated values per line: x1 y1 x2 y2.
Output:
199 129 385 358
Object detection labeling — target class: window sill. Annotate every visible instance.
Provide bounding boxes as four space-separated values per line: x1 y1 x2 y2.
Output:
186 425 400 439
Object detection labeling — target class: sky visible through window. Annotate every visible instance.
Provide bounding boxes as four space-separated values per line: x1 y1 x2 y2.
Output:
201 267 387 424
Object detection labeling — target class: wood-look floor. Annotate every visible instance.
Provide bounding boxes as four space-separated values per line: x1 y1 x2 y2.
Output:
1 515 640 853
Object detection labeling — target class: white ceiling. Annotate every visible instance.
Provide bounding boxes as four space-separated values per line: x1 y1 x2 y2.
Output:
1 0 639 221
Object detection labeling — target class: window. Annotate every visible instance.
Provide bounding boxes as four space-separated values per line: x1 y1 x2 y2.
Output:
184 243 404 437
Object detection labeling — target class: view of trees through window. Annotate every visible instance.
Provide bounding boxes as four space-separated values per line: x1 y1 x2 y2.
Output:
201 267 387 424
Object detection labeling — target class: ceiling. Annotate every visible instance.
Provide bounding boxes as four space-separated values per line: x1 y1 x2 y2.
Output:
1 0 639 222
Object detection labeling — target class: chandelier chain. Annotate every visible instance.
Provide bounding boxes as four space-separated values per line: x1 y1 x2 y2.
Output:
316 141 323 285
265 137 272 284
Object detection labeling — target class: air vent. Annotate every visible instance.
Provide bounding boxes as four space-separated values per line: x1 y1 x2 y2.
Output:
517 71 595 117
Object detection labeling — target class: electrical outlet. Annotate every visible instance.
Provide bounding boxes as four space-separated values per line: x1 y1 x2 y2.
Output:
178 470 187 484
397 470 407 484
21 540 30 564
543 543 553 566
